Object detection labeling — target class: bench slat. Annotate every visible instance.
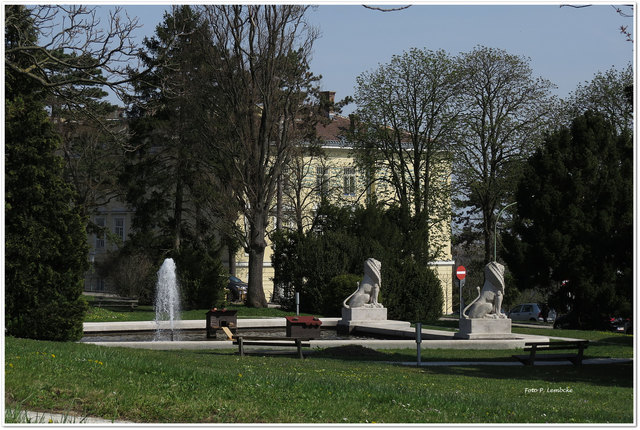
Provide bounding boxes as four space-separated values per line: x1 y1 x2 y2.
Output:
524 344 588 352
234 336 308 359
233 341 310 347
514 340 588 366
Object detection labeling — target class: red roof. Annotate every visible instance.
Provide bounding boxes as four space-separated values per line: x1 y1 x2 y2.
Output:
315 116 350 142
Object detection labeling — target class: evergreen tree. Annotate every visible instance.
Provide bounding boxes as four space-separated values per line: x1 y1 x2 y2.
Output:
5 6 88 340
503 112 632 328
124 6 217 253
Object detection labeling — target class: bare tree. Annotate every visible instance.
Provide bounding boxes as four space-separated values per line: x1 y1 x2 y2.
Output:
351 48 462 260
454 46 557 264
5 5 140 100
202 5 319 307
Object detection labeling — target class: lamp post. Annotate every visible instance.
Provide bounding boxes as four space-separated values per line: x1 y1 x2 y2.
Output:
89 252 96 292
494 202 516 262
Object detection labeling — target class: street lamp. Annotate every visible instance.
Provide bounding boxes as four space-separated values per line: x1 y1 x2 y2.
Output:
494 202 516 262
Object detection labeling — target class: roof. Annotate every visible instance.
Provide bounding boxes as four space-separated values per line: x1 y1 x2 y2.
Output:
315 115 351 147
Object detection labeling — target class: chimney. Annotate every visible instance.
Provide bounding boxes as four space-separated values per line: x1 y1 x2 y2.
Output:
319 91 336 119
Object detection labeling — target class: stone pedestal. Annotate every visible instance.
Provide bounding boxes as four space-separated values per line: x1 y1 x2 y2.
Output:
454 318 516 339
337 307 387 335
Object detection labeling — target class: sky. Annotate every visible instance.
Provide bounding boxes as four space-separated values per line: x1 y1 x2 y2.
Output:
108 2 634 113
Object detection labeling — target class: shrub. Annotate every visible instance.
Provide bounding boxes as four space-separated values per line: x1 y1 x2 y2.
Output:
97 251 156 301
384 256 443 323
272 203 444 321
173 246 226 310
323 274 361 316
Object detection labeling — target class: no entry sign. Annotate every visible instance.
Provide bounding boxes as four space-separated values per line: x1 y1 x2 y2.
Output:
456 266 466 280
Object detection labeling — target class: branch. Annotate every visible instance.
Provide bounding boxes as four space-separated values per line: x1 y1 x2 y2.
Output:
363 5 411 12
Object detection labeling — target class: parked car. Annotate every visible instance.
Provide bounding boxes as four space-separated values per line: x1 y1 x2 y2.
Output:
508 303 556 322
553 312 579 330
227 276 248 302
606 317 633 334
554 313 633 333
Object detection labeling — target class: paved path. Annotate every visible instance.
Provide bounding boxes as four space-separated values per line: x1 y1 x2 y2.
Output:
15 410 134 424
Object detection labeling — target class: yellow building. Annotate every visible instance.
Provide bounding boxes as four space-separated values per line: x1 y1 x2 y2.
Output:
231 101 455 314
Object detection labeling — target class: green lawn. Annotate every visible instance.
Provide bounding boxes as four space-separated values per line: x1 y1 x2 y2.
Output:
5 332 634 424
7 304 634 423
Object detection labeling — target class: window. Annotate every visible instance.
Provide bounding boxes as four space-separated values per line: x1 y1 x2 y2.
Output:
114 217 125 242
343 167 356 196
316 165 329 196
95 217 105 249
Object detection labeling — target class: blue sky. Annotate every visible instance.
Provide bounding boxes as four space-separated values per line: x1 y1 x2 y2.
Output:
114 3 634 113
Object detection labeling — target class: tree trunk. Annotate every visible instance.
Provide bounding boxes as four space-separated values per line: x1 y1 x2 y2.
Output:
173 175 183 251
246 214 268 308
483 207 494 264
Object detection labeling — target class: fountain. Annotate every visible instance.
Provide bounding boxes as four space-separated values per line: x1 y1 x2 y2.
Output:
154 258 181 341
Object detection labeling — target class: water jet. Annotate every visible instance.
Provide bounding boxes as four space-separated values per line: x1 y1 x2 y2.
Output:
154 258 181 341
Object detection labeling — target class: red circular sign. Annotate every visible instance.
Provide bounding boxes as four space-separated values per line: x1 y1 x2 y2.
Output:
456 266 466 280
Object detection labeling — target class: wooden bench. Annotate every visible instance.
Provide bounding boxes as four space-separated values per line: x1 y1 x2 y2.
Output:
232 336 310 359
92 298 139 310
513 341 589 366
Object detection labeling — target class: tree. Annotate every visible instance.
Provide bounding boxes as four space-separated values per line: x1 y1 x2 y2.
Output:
503 112 633 328
124 6 218 252
351 48 460 260
6 4 145 246
564 63 633 135
454 46 557 263
5 5 89 340
5 5 140 102
201 5 320 307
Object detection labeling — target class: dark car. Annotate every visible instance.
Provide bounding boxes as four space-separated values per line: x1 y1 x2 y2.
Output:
228 276 248 302
554 312 633 333
606 317 633 334
553 312 579 330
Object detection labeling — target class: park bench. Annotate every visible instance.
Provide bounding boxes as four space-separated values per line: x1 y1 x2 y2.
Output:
512 340 589 366
91 297 139 310
232 335 310 359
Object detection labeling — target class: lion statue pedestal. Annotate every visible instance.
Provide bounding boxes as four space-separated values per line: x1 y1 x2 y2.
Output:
337 258 406 335
454 261 516 340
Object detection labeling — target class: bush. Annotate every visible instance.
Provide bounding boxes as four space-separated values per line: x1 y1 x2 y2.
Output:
97 251 156 301
384 256 443 323
323 274 361 316
272 203 444 321
173 246 226 310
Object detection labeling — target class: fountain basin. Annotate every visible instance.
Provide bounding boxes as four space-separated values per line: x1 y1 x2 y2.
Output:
81 317 550 350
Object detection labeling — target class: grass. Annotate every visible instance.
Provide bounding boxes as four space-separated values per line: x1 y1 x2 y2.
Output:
8 304 634 423
5 333 634 424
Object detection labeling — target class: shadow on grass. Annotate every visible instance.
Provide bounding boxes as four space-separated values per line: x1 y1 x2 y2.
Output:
593 336 633 347
417 362 633 389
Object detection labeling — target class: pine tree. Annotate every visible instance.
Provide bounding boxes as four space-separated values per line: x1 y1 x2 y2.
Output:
5 5 88 341
504 112 632 328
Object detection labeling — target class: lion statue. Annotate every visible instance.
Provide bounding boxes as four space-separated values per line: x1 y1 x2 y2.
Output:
462 261 507 319
343 258 384 309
